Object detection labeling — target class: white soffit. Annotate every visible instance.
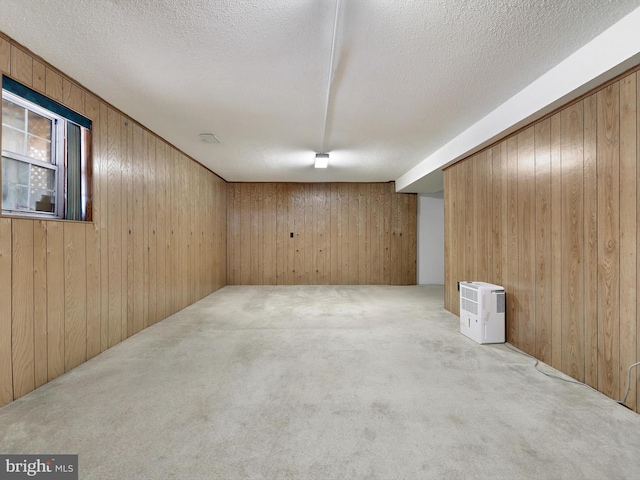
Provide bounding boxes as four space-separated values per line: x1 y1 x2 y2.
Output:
396 5 640 193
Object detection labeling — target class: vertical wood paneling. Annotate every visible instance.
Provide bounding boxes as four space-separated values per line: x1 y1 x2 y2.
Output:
0 218 13 406
444 70 640 412
132 125 145 335
45 68 63 104
98 103 109 353
506 137 519 345
636 71 640 415
228 183 240 284
107 109 123 347
10 46 32 86
561 102 584 381
228 182 416 285
550 113 563 371
348 184 360 285
86 223 101 360
155 141 167 320
294 184 306 283
0 35 227 406
33 221 47 388
46 222 64 381
146 137 158 324
240 183 251 285
370 184 383 285
619 74 637 409
583 94 599 389
338 183 350 284
534 119 552 364
319 184 331 284
64 223 87 372
597 83 620 398
121 120 131 335
0 37 10 73
249 183 260 284
490 145 503 287
463 158 474 281
637 71 640 412
518 129 536 355
358 184 370 284
264 183 277 284
476 152 489 282
32 61 45 93
11 219 34 398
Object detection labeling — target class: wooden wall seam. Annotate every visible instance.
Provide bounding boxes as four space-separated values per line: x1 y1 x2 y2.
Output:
227 182 417 286
0 33 227 408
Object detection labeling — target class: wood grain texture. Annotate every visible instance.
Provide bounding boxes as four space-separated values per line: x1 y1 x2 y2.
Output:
64 222 87 372
444 70 640 411
62 80 84 116
561 102 584 381
619 73 637 409
107 108 123 347
45 68 64 103
86 223 101 360
0 37 10 73
517 129 536 355
506 137 519 345
534 119 552 364
132 125 145 335
0 34 227 405
98 103 110 353
228 182 416 285
10 46 32 86
583 94 598 389
33 221 48 388
597 83 620 398
121 119 131 334
46 222 64 381
12 219 35 399
637 71 640 414
549 113 563 371
0 218 13 406
32 61 46 93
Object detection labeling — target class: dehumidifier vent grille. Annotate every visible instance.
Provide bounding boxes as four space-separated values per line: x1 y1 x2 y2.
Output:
462 298 478 315
496 292 505 314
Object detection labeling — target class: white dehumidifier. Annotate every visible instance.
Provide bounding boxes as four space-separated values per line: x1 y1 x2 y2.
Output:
459 281 505 344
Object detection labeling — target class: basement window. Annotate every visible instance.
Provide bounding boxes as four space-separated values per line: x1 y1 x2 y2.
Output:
1 76 92 221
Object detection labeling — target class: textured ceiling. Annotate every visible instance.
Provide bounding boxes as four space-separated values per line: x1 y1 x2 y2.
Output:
0 0 639 189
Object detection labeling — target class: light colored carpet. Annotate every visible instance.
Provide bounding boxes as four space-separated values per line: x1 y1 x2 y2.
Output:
1 285 639 479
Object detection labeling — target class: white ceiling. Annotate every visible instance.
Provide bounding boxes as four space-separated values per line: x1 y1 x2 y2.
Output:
1 0 639 191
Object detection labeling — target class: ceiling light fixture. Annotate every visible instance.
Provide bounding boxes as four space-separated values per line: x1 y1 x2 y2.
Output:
315 153 329 168
315 0 340 169
199 133 220 144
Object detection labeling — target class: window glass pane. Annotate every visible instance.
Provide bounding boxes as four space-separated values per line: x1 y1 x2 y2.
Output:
31 187 55 212
1 157 29 211
2 125 26 156
30 163 55 190
2 157 55 213
2 99 25 130
2 156 30 187
27 134 51 163
27 110 51 140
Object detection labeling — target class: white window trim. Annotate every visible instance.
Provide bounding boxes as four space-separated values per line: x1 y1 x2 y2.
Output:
2 90 66 219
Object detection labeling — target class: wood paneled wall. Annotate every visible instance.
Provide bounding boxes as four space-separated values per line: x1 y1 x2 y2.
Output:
444 68 640 412
227 182 417 285
0 35 227 407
